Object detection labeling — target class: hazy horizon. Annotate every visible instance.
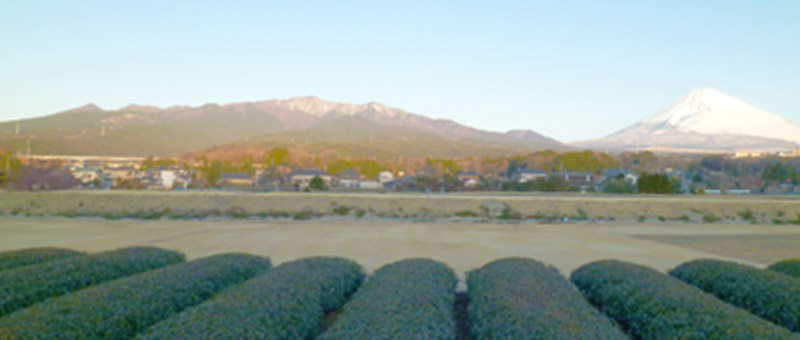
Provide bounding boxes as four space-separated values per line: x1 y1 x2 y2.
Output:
1 1 798 143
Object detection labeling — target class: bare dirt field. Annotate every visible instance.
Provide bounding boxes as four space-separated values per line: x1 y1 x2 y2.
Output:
636 234 800 264
1 217 797 277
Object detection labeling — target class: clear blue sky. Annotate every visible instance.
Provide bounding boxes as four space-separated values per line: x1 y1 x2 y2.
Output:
1 1 798 143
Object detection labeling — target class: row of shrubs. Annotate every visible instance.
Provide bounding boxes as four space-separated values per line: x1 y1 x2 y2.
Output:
0 247 84 271
670 259 800 332
571 260 796 339
769 258 800 279
0 253 271 340
138 257 363 340
318 259 458 340
0 246 184 316
467 258 626 339
3 245 799 339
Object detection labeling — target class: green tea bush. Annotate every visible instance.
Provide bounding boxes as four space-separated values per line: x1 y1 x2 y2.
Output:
0 246 183 316
571 260 796 339
318 258 457 340
769 258 800 279
670 259 800 332
467 258 626 339
0 253 270 340
0 247 84 271
137 257 362 340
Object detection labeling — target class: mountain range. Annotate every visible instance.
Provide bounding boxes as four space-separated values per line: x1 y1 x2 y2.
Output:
0 97 566 158
1 89 798 158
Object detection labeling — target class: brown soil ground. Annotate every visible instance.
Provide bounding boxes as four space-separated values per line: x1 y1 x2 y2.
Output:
1 218 796 277
636 234 800 264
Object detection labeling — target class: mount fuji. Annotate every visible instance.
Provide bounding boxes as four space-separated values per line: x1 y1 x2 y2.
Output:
576 88 800 152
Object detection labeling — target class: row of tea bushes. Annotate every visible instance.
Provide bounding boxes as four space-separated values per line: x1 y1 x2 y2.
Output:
571 260 797 339
138 257 363 340
3 244 800 339
0 246 184 316
0 253 270 340
318 259 457 340
769 258 800 279
0 247 84 271
670 259 800 332
467 258 626 339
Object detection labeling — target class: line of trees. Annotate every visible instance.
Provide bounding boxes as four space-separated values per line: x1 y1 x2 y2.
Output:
637 173 680 194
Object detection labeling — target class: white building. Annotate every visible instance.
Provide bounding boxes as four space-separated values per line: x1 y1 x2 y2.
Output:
358 180 382 189
378 171 394 184
159 170 178 189
337 170 361 188
516 169 548 183
71 168 102 184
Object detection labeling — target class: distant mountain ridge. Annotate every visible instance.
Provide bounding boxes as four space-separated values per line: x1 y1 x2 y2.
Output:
575 88 800 152
0 96 566 157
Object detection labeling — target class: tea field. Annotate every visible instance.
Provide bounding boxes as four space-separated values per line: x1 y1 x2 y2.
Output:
1 247 799 339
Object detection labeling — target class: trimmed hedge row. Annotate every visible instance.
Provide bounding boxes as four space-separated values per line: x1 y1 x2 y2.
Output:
467 258 626 339
670 259 800 332
318 258 457 340
0 247 84 271
0 253 270 340
571 260 797 339
0 246 183 316
137 257 363 340
769 258 800 279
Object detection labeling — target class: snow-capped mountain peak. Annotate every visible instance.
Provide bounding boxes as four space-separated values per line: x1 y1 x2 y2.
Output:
267 96 405 119
642 88 798 140
575 88 800 151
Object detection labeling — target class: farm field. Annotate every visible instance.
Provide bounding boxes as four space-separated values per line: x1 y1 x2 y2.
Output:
1 245 799 339
637 233 800 264
2 190 800 224
2 206 798 338
0 217 797 274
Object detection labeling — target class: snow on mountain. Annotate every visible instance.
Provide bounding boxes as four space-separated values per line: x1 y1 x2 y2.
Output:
642 88 800 142
576 88 800 151
2 96 567 156
268 96 406 118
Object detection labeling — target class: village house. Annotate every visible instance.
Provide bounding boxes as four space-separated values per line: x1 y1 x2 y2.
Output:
103 166 137 186
384 175 415 190
515 169 548 183
82 160 103 169
378 171 395 184
71 168 102 185
456 171 482 188
159 169 179 189
337 169 360 188
137 168 190 190
289 170 333 190
599 169 639 185
358 180 382 189
554 171 595 186
218 172 255 187
780 179 795 193
779 146 800 158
